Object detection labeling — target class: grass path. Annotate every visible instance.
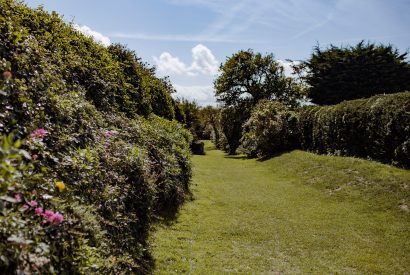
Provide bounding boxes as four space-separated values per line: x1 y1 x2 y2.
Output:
151 142 410 274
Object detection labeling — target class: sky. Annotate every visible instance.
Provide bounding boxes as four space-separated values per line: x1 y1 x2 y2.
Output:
24 0 410 106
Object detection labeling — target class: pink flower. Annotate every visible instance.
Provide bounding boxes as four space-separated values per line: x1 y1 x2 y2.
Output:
29 200 38 208
51 212 64 225
43 210 54 220
35 207 43 215
22 204 29 210
32 154 39 160
14 194 22 202
31 128 48 139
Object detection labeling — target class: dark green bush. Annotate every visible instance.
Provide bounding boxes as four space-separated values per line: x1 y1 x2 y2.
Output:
220 103 251 154
0 1 192 274
299 92 410 167
241 100 299 158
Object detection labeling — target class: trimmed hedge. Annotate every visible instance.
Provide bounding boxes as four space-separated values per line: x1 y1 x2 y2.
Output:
0 1 192 274
299 92 410 167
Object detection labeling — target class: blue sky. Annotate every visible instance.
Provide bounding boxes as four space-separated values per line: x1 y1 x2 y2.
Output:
24 0 410 106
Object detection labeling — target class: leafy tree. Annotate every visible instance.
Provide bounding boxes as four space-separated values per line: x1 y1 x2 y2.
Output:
214 49 302 107
214 50 303 154
305 41 410 105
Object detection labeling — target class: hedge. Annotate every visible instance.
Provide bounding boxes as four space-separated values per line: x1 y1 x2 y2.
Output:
0 1 192 274
299 92 410 167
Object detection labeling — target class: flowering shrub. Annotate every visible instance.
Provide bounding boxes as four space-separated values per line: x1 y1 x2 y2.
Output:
0 1 193 274
241 100 300 158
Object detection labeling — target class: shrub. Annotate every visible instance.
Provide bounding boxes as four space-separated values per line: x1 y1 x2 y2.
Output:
220 103 251 154
241 100 299 158
299 92 410 167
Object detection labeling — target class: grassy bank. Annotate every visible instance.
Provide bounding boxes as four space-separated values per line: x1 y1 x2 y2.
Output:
151 141 410 274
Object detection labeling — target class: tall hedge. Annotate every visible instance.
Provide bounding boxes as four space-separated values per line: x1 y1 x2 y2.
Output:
0 1 192 274
299 92 410 167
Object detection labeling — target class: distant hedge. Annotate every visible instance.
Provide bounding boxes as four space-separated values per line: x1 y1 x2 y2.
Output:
240 92 410 168
299 92 410 167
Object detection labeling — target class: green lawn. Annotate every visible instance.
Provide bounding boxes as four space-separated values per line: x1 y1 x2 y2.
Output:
151 141 410 274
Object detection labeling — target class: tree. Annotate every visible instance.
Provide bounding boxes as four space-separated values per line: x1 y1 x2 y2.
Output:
214 49 302 107
305 41 410 105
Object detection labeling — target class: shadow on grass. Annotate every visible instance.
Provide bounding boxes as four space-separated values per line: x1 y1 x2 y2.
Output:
152 191 195 227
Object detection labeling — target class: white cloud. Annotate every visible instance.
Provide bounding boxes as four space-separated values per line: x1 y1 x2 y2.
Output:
278 60 300 77
173 85 217 106
153 53 189 75
190 44 219 75
153 44 219 77
73 24 111 47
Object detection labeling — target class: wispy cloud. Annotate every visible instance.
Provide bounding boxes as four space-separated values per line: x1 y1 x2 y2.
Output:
167 0 341 41
153 44 219 77
73 24 111 46
110 32 255 43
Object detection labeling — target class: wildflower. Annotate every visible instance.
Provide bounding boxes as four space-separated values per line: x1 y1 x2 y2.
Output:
51 212 64 225
32 154 39 160
55 181 65 192
2 71 12 80
31 128 48 139
14 194 22 202
35 207 43 215
43 210 54 220
105 130 117 138
28 200 38 208
22 204 29 210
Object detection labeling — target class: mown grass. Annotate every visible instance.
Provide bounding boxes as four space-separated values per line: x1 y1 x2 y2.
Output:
151 141 410 274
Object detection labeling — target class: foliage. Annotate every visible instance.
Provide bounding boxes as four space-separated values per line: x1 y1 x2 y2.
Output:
214 50 303 154
298 91 410 167
220 102 251 154
175 99 202 140
198 106 223 143
214 49 303 107
241 100 299 158
304 41 410 105
0 1 192 273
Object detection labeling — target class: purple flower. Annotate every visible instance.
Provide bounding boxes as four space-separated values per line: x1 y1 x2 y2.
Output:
14 194 22 202
22 204 29 210
105 130 117 138
31 128 48 139
29 200 38 208
35 207 43 215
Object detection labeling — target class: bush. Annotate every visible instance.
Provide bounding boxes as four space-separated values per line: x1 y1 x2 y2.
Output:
0 1 192 273
220 103 251 154
241 100 299 158
299 92 410 167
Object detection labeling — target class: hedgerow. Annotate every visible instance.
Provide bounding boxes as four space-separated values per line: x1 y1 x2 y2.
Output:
299 92 410 168
0 1 192 274
240 92 410 168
